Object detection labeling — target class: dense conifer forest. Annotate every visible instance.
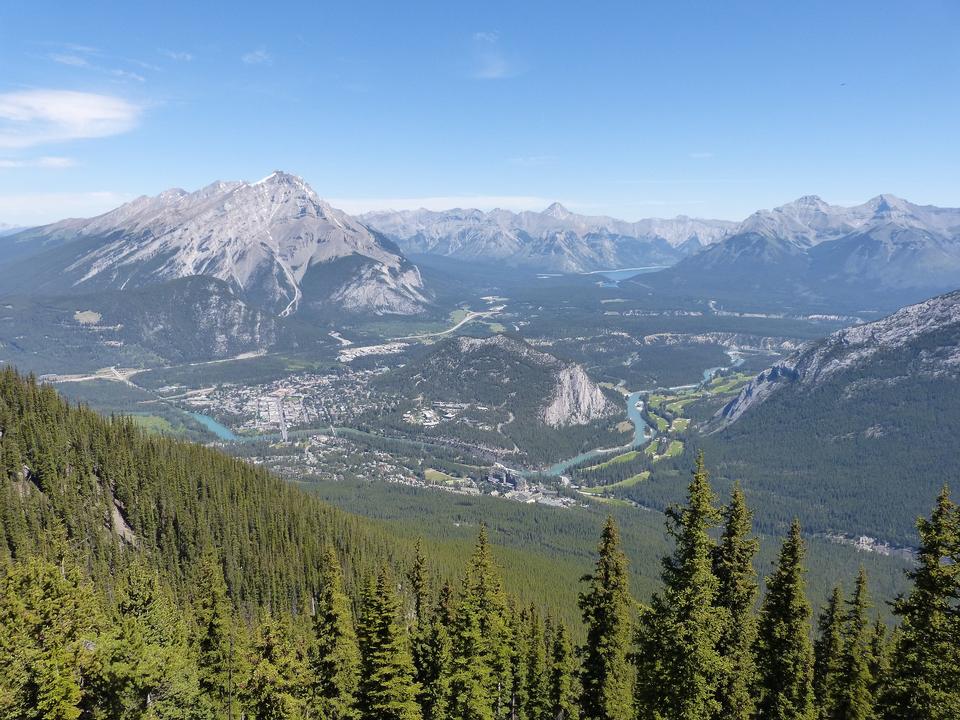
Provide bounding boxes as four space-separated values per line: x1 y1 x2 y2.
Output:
1 368 959 719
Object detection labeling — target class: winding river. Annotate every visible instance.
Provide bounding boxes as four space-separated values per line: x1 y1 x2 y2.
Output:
539 390 651 476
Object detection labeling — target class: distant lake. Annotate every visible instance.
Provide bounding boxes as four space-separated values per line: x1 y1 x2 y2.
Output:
189 412 238 441
588 266 667 287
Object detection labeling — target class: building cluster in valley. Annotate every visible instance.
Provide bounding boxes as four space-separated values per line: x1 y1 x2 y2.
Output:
160 368 395 433
246 431 577 508
402 401 465 427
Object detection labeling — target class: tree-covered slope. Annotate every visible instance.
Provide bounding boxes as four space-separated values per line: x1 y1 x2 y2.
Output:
697 289 960 543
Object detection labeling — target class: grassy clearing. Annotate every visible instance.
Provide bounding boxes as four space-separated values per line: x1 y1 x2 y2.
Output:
130 414 178 435
583 494 633 507
581 471 651 495
647 394 669 410
666 397 697 414
486 322 506 333
708 372 752 394
580 450 641 473
424 468 462 484
669 418 690 432
651 413 670 432
661 440 684 458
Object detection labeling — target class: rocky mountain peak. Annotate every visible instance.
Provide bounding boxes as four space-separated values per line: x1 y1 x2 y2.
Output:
543 202 574 220
7 173 429 318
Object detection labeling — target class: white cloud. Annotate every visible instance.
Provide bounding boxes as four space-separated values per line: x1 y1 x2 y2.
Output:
0 90 141 149
111 69 146 83
49 53 90 68
0 156 75 168
162 49 194 62
472 31 515 79
242 48 272 65
0 190 129 226
328 195 560 214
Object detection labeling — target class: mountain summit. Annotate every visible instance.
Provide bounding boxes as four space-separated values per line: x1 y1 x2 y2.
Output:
652 194 960 308
360 205 736 272
4 172 428 317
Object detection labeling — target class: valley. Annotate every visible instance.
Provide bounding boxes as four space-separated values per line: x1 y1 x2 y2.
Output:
35 262 852 537
3 179 959 569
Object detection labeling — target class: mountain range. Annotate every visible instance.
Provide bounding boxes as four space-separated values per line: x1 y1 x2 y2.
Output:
4 179 957 315
361 204 736 272
649 194 960 309
0 171 428 317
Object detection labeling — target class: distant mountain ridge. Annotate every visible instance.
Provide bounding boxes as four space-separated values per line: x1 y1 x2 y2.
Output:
651 194 960 308
695 288 960 542
718 288 960 425
2 171 429 317
361 204 737 272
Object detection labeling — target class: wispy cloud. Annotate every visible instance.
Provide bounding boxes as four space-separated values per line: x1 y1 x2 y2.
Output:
162 49 194 62
471 31 516 79
0 156 75 168
0 190 129 225
329 195 560 214
47 45 149 83
111 69 146 83
242 48 272 65
49 53 90 68
0 90 141 149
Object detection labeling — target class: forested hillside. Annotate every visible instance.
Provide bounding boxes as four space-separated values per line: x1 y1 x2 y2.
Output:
2 368 959 719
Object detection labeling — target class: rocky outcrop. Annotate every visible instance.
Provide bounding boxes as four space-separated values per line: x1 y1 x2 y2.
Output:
542 365 617 427
718 289 960 424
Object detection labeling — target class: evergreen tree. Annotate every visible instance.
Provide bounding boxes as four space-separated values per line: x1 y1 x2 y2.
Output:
711 482 758 720
409 539 429 626
880 486 960 719
813 585 845 720
356 567 421 720
522 607 550 720
866 618 889 705
578 516 633 720
244 614 306 720
508 605 529 720
415 587 453 720
307 546 359 720
0 552 102 720
548 621 579 720
755 520 815 720
449 526 513 720
635 451 722 720
94 561 204 719
192 551 240 719
836 568 874 720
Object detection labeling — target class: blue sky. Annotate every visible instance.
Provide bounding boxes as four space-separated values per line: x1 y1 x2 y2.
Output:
0 0 958 225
